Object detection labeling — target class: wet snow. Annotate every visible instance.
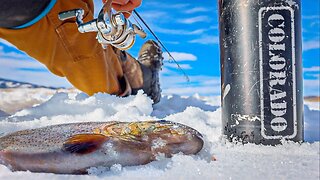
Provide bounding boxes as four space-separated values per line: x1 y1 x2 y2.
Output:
0 89 319 179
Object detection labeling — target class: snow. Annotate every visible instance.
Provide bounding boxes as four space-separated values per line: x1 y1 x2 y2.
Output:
0 88 55 114
0 89 319 179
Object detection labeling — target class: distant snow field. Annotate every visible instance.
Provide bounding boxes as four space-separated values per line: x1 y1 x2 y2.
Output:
0 88 319 179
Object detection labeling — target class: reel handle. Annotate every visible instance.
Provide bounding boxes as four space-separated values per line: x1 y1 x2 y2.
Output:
58 9 99 33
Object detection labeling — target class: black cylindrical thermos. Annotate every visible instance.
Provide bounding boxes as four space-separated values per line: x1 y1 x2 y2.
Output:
219 0 303 145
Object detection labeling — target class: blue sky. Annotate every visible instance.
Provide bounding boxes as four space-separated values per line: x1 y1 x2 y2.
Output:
0 0 319 96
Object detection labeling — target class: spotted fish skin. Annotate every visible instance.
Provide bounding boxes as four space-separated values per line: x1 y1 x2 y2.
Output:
0 120 203 174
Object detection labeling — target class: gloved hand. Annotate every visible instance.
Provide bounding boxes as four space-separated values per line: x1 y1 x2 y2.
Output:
102 0 142 18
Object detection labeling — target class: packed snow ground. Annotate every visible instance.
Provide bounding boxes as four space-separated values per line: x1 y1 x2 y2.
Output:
0 89 319 180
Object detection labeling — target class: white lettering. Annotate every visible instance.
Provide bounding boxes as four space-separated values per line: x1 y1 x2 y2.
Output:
269 43 285 51
268 14 285 28
270 90 286 101
271 117 288 132
268 28 285 43
267 12 288 133
269 71 286 86
269 56 286 70
271 102 287 116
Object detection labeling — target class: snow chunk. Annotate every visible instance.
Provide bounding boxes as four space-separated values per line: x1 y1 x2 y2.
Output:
0 91 153 135
151 138 167 150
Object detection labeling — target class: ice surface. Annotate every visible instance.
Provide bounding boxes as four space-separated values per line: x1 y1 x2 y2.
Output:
0 89 319 179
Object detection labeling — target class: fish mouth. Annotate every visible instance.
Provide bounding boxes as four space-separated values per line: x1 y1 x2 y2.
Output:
148 120 204 155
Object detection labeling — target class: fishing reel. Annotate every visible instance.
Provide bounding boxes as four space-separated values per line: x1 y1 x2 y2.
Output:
58 0 146 50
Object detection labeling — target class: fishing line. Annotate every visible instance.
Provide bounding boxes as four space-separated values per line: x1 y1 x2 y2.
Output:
133 10 190 82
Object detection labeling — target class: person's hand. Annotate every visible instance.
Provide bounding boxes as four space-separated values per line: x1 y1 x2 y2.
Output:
103 0 142 18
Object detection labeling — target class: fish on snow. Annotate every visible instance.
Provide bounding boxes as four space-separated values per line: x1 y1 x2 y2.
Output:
0 120 204 174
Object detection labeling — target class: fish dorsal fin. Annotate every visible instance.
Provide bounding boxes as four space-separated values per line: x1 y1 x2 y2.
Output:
63 134 109 154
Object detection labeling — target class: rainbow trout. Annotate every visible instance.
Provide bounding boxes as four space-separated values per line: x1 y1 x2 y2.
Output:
0 120 203 174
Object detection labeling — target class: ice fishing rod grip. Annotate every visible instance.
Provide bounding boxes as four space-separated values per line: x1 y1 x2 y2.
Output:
219 0 303 145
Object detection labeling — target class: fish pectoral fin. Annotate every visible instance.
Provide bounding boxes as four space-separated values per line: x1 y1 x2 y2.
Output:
63 134 109 155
